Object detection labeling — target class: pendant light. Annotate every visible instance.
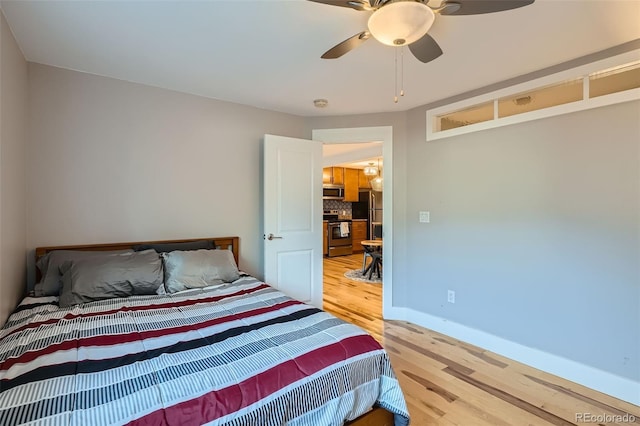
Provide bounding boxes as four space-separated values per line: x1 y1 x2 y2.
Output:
363 162 378 176
369 158 383 191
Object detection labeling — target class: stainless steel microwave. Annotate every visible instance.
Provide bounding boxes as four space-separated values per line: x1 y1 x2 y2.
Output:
323 185 344 200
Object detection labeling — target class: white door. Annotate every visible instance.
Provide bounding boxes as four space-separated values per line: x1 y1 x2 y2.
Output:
263 134 323 308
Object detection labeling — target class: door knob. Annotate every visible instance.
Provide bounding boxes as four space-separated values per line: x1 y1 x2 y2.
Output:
267 233 283 240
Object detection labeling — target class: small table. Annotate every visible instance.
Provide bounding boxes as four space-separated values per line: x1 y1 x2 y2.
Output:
361 240 383 280
361 240 382 250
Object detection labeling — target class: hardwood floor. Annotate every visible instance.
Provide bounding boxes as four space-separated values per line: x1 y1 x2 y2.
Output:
323 254 640 426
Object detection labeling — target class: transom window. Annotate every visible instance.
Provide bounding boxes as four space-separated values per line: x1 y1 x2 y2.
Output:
427 51 640 141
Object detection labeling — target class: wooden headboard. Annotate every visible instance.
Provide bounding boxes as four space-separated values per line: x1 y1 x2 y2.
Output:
35 236 240 270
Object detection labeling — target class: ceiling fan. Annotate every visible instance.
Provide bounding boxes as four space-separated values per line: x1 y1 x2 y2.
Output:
309 0 535 64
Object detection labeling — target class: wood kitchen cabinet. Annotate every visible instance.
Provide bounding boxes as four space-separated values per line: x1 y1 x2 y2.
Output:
322 168 332 184
322 167 344 185
343 168 359 202
323 221 328 256
351 220 368 253
358 169 371 189
332 167 344 185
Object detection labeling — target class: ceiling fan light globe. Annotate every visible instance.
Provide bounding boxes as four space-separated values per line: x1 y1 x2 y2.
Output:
367 2 435 47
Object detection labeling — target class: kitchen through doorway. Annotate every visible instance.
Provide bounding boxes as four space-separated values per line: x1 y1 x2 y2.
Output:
320 142 384 323
313 126 394 319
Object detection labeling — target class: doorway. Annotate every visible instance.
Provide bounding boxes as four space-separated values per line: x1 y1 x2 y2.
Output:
312 126 393 319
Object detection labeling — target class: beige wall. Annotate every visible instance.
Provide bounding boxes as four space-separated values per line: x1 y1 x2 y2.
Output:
0 11 28 325
26 64 307 285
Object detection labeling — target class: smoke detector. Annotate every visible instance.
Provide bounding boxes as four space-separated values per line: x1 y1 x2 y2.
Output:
313 98 329 108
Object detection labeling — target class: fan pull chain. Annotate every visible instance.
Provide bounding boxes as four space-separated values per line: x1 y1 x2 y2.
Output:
400 46 405 98
394 48 398 103
393 47 406 104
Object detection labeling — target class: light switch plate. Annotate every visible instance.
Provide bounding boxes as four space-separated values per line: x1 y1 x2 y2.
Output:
419 211 430 223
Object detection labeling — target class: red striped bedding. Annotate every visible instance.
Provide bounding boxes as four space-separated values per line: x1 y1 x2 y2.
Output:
0 276 409 425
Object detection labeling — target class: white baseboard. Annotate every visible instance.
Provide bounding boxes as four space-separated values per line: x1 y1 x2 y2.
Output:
384 306 640 406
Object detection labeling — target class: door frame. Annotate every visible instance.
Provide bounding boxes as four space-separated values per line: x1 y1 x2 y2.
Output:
312 126 393 318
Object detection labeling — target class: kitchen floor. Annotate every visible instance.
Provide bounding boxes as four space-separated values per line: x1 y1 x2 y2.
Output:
322 253 383 338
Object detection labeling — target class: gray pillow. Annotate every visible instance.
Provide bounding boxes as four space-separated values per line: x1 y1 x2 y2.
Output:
35 249 133 296
162 249 240 294
133 240 214 253
58 250 163 308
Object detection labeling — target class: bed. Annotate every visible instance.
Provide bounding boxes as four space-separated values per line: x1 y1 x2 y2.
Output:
0 237 409 426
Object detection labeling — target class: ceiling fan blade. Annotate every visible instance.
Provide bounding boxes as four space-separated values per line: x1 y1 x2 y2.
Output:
321 31 371 59
307 0 371 11
408 34 443 64
439 0 534 16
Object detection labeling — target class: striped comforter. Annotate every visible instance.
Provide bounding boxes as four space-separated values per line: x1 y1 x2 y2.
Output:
0 276 409 425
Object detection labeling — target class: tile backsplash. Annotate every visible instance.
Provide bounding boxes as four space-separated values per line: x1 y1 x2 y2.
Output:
324 200 352 218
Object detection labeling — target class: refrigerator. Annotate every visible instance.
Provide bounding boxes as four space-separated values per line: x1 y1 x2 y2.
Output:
352 190 383 239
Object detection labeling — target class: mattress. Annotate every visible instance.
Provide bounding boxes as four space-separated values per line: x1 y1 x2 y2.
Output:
0 276 409 425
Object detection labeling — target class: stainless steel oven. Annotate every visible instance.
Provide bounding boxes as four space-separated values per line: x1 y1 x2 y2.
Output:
327 220 352 257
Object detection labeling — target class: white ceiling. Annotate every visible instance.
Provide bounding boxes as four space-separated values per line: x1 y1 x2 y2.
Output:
1 0 639 117
322 142 382 168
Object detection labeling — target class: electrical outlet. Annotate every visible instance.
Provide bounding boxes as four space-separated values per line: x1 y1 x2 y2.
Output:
419 211 430 223
447 290 455 304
